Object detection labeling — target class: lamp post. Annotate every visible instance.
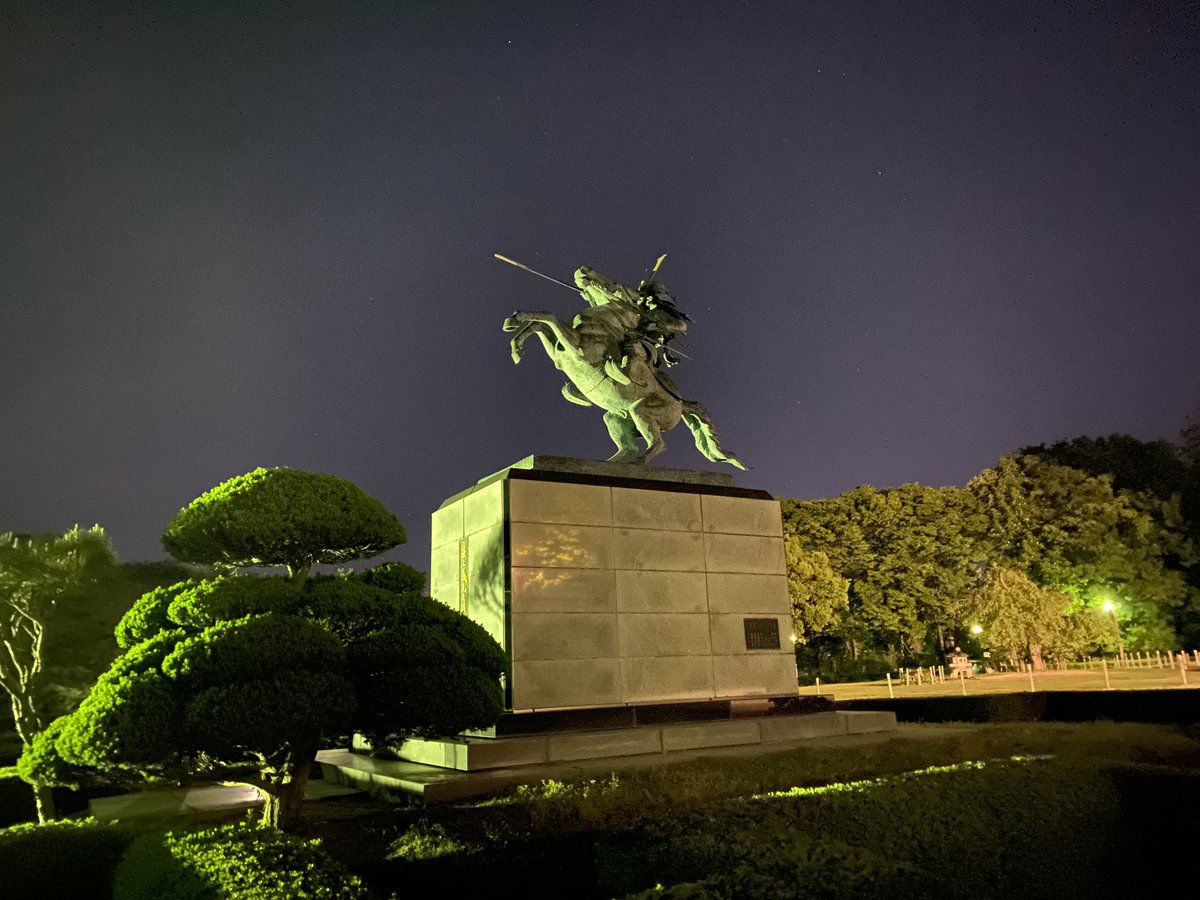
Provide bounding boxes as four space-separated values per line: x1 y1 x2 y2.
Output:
1102 599 1125 663
969 624 986 673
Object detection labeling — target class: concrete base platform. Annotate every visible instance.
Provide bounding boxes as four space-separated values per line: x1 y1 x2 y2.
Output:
318 709 896 800
391 709 893 772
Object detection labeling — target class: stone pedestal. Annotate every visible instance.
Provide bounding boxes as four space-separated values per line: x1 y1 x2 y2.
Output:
430 456 798 712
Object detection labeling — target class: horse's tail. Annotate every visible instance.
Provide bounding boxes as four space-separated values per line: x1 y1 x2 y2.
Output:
680 401 746 470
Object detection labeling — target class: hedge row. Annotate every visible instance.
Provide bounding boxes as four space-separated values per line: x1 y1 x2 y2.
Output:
0 819 368 900
373 757 1199 897
604 758 1198 898
0 818 139 897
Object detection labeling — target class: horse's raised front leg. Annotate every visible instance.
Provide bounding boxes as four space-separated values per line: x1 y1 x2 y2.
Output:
529 328 568 370
504 312 582 356
507 321 537 363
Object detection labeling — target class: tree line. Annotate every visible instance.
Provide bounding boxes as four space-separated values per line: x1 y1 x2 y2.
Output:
783 433 1200 674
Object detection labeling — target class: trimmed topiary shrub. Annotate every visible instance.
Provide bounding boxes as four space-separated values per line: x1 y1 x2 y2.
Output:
0 818 138 898
113 821 371 899
161 467 405 580
26 470 503 832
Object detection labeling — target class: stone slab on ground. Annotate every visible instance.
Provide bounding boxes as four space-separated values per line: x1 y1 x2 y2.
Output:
548 725 664 762
398 734 550 769
660 719 763 752
87 779 360 822
394 710 895 772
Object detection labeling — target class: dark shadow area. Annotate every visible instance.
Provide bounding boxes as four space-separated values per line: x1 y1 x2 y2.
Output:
837 689 1200 724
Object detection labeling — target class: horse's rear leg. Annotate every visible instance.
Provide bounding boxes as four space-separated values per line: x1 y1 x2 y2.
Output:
629 407 667 465
603 411 641 463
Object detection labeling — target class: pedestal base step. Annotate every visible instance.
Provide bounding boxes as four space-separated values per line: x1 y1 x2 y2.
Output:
316 709 896 801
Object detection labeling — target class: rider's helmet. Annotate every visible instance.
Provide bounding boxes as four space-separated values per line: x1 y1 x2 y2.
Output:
639 281 689 322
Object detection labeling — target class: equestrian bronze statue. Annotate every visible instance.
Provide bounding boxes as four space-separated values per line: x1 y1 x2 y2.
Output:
498 255 744 469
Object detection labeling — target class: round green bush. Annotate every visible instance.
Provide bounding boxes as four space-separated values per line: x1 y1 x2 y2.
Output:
113 821 371 899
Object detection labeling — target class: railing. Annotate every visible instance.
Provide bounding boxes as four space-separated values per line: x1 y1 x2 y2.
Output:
801 650 1199 698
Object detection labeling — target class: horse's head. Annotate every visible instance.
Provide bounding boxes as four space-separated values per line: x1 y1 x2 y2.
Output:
574 267 641 309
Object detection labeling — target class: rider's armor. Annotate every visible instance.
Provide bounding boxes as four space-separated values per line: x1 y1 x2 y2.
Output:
615 281 689 373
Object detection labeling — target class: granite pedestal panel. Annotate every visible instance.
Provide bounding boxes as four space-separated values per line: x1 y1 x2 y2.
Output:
430 455 799 714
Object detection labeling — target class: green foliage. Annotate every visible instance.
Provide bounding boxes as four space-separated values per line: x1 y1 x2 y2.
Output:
115 580 201 649
609 758 1119 898
391 725 1200 898
0 525 125 820
376 724 1200 900
29 470 501 830
1183 408 1200 468
49 608 356 775
0 526 119 735
784 540 849 643
354 560 426 595
782 450 1200 663
1020 434 1200 642
958 565 1078 665
1023 434 1192 500
333 584 505 744
165 575 305 632
38 561 196 719
0 818 138 898
35 575 503 826
161 614 344 689
0 526 116 591
57 668 180 770
46 627 187 773
388 820 475 861
16 716 78 789
783 483 987 654
113 821 369 900
161 467 406 576
970 455 1197 648
619 827 941 899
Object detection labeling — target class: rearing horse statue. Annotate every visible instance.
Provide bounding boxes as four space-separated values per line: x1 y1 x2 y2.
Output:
502 266 745 469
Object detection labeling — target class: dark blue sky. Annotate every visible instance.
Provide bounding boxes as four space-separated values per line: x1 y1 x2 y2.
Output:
3 2 1198 572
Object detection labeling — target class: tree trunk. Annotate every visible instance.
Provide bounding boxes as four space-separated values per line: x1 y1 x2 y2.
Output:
258 750 316 830
1028 643 1047 671
9 694 56 822
33 785 55 823
287 563 312 587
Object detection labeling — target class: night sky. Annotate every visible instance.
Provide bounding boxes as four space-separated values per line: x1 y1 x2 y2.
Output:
4 3 1199 574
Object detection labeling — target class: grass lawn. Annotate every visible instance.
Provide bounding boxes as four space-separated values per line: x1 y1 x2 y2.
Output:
812 661 1198 701
4 720 1198 897
298 720 1200 894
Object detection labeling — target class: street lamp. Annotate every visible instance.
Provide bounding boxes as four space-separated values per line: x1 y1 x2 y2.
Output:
1102 599 1125 662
